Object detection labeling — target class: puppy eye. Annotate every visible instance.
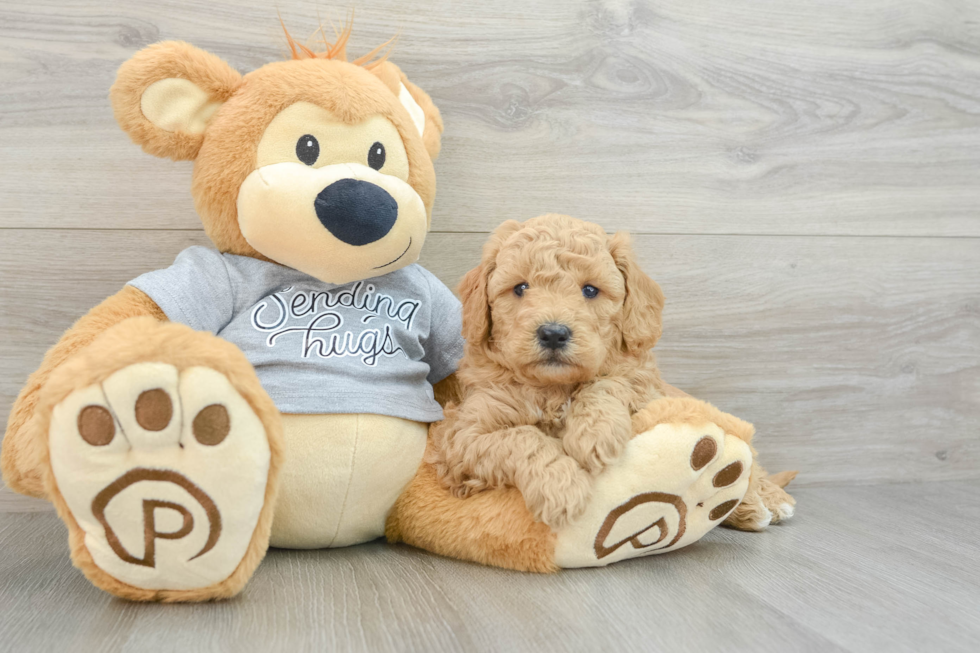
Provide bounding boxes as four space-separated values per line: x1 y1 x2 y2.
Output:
368 142 386 170
582 284 600 299
513 282 529 297
296 134 319 166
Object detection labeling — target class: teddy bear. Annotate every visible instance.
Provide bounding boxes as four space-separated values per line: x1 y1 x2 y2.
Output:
1 23 790 602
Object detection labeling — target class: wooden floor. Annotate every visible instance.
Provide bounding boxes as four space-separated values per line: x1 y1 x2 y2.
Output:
1 1 979 650
0 482 977 652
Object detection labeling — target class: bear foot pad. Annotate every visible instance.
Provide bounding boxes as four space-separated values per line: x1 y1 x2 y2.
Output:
49 362 271 592
554 421 751 567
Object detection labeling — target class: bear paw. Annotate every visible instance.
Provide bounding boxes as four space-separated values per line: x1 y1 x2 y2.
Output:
554 419 752 567
46 353 276 600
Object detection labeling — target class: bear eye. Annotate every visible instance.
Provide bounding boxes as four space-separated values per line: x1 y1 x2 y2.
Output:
368 141 386 170
296 134 319 166
582 284 600 299
514 282 529 297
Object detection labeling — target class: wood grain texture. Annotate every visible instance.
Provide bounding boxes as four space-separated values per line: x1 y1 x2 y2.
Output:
1 0 979 234
1 482 978 652
1 4 979 505
1 229 977 503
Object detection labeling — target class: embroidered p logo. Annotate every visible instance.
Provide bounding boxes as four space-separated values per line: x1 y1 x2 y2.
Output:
91 468 222 568
594 492 687 559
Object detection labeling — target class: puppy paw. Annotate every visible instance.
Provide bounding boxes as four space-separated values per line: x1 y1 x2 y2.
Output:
562 405 632 475
723 496 773 531
553 417 752 567
774 501 796 522
726 475 796 530
520 457 593 529
449 477 488 499
760 476 796 524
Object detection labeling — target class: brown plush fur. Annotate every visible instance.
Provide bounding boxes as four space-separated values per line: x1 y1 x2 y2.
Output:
275 19 445 159
386 453 558 573
1 286 166 498
630 395 756 444
725 463 797 530
277 20 444 159
430 215 795 532
33 317 283 602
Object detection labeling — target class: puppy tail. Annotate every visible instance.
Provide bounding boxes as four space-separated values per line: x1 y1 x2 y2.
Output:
767 470 798 488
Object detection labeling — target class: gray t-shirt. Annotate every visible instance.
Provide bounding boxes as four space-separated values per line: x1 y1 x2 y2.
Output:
129 247 463 422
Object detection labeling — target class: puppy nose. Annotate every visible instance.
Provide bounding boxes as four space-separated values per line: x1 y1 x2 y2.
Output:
537 323 572 350
314 179 398 246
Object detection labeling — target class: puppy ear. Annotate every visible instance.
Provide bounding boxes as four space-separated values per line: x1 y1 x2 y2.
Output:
110 41 242 161
458 220 524 348
458 262 491 347
608 232 664 354
369 61 444 161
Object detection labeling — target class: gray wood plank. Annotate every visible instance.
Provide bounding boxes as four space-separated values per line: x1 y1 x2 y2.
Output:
1 483 978 652
0 488 49 512
1 229 977 512
1 0 979 235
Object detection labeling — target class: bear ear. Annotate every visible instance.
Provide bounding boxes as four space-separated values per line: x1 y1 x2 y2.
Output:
368 61 444 161
110 41 242 161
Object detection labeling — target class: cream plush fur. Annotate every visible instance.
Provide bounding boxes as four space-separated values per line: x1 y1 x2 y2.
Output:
271 414 427 549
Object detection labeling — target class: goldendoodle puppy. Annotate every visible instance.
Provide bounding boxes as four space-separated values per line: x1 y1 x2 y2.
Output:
430 214 795 530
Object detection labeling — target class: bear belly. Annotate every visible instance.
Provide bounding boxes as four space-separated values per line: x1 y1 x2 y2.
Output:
269 413 428 549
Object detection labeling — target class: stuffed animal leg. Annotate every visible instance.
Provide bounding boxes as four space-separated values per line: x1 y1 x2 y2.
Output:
3 311 283 602
387 396 764 571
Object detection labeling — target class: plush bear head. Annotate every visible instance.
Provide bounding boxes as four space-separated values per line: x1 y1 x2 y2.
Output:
110 23 443 284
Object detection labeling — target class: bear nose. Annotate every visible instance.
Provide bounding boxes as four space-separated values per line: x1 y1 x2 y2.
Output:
314 178 398 246
537 323 572 350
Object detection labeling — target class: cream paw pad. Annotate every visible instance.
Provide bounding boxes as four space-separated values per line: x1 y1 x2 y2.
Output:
555 420 752 567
